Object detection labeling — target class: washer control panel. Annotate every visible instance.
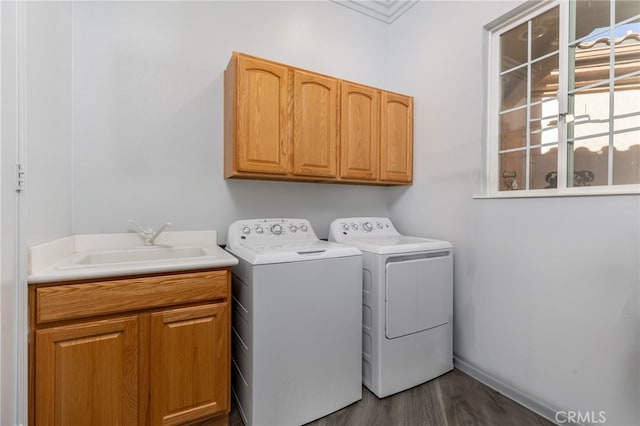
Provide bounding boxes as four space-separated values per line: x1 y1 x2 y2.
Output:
228 218 317 248
329 217 400 240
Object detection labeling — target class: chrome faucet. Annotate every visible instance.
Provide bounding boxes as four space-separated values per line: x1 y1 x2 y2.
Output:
129 220 172 246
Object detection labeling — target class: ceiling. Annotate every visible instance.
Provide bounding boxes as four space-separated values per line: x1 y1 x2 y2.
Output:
332 0 418 24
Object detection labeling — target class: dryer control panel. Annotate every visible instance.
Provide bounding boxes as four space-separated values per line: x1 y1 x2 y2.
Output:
329 217 399 240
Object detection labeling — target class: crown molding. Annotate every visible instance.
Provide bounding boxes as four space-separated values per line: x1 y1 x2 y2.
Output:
332 0 419 24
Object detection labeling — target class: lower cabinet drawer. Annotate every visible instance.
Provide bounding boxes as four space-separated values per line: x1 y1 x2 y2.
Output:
35 270 228 324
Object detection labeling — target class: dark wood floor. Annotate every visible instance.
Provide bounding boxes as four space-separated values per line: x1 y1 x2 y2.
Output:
228 369 553 426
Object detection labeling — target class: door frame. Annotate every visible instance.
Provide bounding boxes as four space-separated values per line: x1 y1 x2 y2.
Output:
1 2 28 425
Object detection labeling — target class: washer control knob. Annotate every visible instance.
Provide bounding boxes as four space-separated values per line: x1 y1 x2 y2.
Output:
271 224 283 235
342 223 350 231
289 225 298 233
363 221 373 232
300 224 308 232
376 222 384 229
242 226 251 235
255 226 264 234
351 223 358 231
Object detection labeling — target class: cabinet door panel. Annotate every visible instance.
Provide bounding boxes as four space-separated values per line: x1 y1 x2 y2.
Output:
237 56 289 174
150 302 229 426
340 82 379 180
380 92 413 182
293 70 338 177
35 317 138 426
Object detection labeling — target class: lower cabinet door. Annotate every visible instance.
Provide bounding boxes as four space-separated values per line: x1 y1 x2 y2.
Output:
149 303 229 426
35 316 139 426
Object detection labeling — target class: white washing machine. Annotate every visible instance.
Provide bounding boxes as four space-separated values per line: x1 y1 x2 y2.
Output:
226 218 362 426
329 217 453 398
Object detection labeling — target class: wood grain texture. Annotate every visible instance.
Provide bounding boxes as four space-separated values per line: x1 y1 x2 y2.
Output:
35 316 139 426
36 270 228 324
339 81 380 181
292 70 338 178
30 268 232 426
235 54 289 175
380 91 413 183
224 54 237 179
28 286 36 426
138 313 151 426
228 369 552 426
149 303 229 426
224 52 413 186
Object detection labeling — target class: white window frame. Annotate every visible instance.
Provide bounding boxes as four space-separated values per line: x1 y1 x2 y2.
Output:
483 0 640 198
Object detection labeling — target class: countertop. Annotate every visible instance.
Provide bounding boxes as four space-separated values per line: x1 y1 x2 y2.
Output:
28 230 239 284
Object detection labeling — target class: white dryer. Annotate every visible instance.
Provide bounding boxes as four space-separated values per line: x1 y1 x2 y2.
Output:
329 217 453 398
226 218 362 426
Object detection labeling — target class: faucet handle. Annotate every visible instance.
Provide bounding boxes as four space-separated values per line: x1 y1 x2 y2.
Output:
149 222 172 245
128 220 151 235
129 220 172 246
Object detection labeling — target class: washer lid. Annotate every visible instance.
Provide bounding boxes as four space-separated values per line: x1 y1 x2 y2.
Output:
226 240 361 265
338 236 452 255
227 218 360 264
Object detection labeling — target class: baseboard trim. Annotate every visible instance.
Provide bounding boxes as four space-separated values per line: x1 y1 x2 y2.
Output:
454 356 564 425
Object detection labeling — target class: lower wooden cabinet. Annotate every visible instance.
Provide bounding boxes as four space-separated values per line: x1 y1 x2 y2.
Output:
29 269 231 426
149 303 229 426
35 316 140 426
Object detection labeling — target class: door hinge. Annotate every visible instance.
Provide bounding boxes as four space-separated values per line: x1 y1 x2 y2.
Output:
16 163 25 192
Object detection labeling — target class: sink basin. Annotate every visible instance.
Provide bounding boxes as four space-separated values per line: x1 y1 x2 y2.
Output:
76 247 207 265
28 230 240 283
59 246 209 269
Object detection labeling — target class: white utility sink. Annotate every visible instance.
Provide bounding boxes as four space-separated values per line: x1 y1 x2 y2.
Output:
28 231 239 283
57 246 212 269
72 246 208 267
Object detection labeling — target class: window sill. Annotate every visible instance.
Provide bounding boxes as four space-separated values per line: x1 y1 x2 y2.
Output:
474 185 640 199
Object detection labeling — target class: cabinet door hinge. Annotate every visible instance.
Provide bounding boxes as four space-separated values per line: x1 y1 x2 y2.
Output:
16 163 25 192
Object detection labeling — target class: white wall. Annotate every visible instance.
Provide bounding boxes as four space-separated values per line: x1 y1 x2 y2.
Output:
25 2 72 246
388 2 640 425
71 1 395 241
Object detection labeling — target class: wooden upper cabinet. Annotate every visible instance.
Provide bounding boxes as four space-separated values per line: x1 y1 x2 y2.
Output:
340 82 380 181
35 317 139 426
380 92 413 183
293 70 338 178
224 52 413 185
225 54 289 176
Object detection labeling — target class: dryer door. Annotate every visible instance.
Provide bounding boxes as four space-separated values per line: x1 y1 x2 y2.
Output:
385 253 452 339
